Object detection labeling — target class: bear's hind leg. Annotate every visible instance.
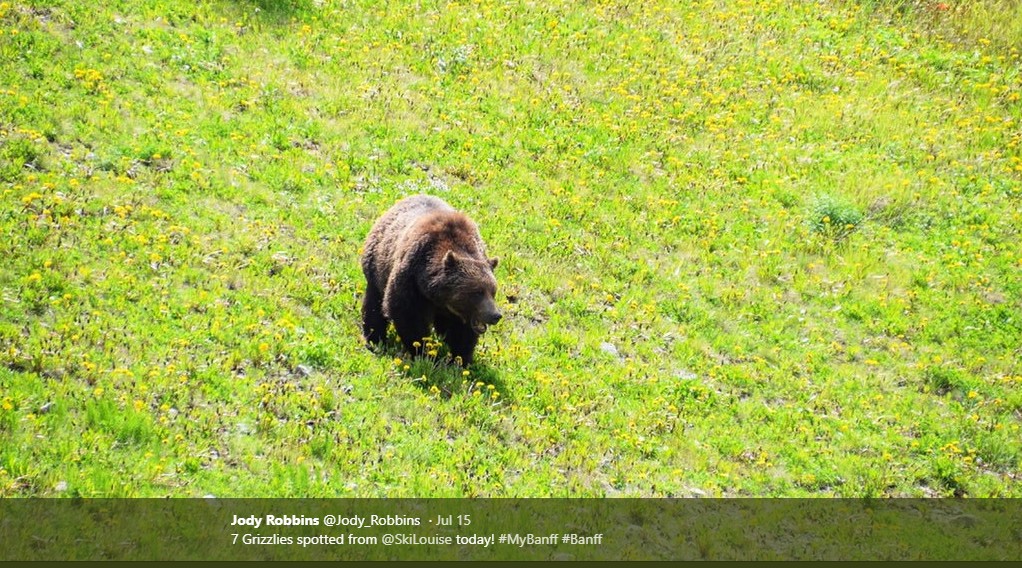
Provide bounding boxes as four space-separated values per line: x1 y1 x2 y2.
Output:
434 312 479 367
361 281 388 346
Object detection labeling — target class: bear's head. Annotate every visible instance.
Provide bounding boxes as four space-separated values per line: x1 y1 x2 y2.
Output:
437 250 502 334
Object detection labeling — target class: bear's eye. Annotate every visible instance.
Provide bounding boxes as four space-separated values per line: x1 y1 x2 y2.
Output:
462 289 487 302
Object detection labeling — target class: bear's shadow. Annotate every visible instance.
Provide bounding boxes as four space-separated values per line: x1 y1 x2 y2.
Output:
370 333 511 403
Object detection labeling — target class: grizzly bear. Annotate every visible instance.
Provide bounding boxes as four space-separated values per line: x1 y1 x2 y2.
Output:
361 194 502 366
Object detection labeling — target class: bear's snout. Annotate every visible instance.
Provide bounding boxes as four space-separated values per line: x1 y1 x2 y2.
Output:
471 307 502 334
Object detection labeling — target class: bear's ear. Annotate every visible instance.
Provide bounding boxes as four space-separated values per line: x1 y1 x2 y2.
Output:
488 257 499 270
443 250 461 268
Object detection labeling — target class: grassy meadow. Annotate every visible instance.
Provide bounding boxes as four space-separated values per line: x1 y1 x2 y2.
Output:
1 0 1020 497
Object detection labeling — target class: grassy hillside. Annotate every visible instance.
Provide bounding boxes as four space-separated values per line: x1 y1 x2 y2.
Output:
1 0 1019 497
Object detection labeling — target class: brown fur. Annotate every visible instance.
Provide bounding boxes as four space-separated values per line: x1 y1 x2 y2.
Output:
361 195 501 366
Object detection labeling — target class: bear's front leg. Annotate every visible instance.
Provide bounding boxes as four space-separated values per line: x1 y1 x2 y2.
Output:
383 271 432 359
393 316 431 359
434 312 479 367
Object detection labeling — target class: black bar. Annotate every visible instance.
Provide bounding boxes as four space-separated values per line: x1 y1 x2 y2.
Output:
0 498 1018 561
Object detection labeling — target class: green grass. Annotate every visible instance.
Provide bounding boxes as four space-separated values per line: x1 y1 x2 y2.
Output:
1 0 1020 497
866 0 1022 54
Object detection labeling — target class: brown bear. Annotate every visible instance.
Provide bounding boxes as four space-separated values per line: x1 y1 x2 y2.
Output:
361 194 502 366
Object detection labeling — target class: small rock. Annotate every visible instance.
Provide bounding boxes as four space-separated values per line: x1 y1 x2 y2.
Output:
600 342 619 356
675 369 697 380
296 364 313 378
984 291 1005 304
54 481 68 492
